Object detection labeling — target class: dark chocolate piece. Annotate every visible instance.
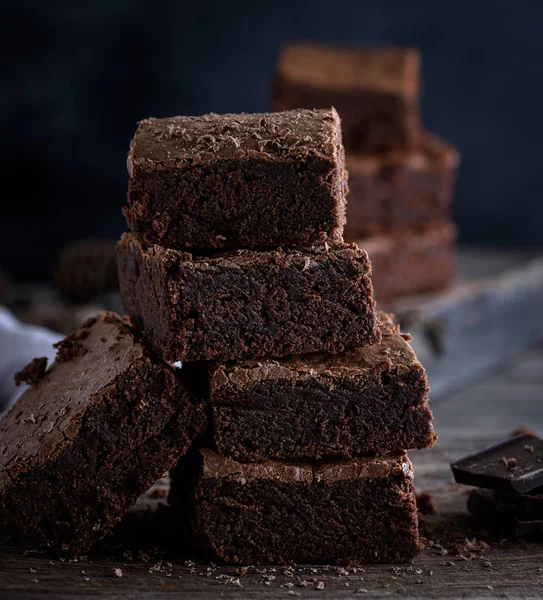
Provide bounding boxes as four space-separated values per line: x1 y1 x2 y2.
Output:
204 313 435 460
124 108 347 250
495 488 543 517
451 435 543 494
0 312 207 556
467 489 543 538
273 44 420 152
170 449 421 565
357 224 456 302
117 233 380 362
344 133 459 239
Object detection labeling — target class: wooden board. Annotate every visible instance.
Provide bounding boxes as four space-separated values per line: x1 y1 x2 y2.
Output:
391 248 543 398
2 343 543 599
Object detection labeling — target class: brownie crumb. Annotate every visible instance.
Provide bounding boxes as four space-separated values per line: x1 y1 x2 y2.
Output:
511 427 537 437
416 492 437 515
14 357 48 387
53 338 88 363
499 457 517 470
524 445 535 454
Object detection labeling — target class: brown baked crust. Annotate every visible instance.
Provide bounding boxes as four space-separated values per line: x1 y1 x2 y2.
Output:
273 44 420 152
117 233 380 363
345 133 459 239
359 225 456 302
170 449 421 565
124 108 347 250
0 312 207 556
199 313 435 461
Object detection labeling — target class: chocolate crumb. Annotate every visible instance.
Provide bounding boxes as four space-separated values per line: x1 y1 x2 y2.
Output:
14 357 48 387
499 457 518 470
149 488 168 499
511 427 537 437
524 445 535 454
416 491 437 515
53 338 88 363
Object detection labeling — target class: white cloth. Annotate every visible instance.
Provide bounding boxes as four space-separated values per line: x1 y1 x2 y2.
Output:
0 307 61 415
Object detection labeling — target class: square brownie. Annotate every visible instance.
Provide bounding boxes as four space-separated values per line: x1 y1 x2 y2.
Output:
273 44 420 152
169 449 421 565
124 108 347 250
0 312 207 555
201 313 435 461
359 224 456 302
117 233 380 362
345 133 459 239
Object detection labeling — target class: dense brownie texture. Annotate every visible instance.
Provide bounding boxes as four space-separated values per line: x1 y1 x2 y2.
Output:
117 233 380 362
124 108 347 250
273 44 420 152
170 449 421 565
200 313 435 461
358 225 456 302
0 312 207 556
345 134 459 239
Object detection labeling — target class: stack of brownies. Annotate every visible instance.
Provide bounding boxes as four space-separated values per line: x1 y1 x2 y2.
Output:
273 44 460 302
0 108 436 564
119 107 436 564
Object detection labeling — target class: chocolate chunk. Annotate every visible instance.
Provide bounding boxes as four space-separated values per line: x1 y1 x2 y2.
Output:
451 435 543 493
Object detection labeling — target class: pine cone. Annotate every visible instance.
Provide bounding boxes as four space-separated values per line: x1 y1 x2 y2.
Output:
54 239 119 303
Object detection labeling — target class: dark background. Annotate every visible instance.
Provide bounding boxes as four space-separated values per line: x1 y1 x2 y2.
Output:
2 0 542 280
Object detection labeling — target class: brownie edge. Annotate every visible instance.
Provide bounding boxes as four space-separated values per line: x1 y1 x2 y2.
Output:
117 234 380 362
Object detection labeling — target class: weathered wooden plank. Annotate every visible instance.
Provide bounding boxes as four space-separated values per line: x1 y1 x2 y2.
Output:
392 252 543 398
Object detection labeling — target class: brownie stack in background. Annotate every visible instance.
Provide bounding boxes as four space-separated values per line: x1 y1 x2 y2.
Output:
118 107 437 565
273 44 460 303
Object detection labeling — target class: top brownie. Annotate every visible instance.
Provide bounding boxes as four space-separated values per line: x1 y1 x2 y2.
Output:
124 108 347 250
273 45 420 152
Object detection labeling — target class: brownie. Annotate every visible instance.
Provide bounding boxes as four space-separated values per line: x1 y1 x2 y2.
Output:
54 239 119 303
117 233 380 362
273 44 420 152
0 312 207 555
358 224 456 302
344 134 459 239
201 313 435 461
170 449 421 565
124 108 347 250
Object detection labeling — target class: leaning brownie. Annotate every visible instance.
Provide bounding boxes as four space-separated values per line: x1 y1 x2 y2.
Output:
170 449 421 565
124 108 347 250
117 233 380 362
359 224 456 302
345 134 459 239
202 313 435 461
0 312 207 556
273 44 420 152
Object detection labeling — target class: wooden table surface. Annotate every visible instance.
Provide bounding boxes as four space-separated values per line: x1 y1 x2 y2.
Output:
1 341 543 599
